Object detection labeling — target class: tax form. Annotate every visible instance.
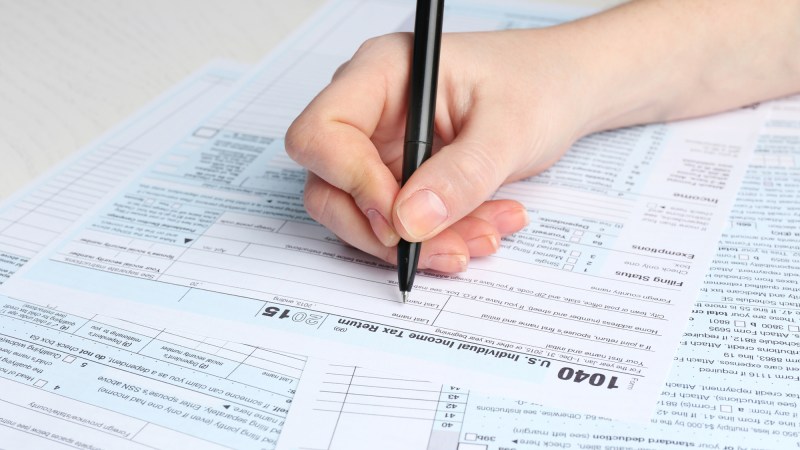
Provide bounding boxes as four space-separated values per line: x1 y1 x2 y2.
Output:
0 61 246 284
277 96 800 450
3 0 768 420
0 297 299 450
0 63 304 449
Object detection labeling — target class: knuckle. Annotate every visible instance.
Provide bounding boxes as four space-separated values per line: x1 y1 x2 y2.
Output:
355 34 392 56
355 36 381 55
451 142 504 198
354 33 410 61
345 165 373 207
331 60 350 81
285 114 322 165
302 177 334 225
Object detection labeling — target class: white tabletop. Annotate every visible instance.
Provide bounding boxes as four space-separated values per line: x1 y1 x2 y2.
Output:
0 0 621 199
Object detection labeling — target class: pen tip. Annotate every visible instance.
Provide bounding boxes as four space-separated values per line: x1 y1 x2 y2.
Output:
402 291 409 303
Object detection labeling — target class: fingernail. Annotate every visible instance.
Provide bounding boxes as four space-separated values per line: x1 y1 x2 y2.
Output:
427 254 468 273
494 207 529 235
396 189 449 239
366 209 399 247
466 234 499 256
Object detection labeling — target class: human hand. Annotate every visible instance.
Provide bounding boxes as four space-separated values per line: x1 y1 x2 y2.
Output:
285 1 800 274
286 29 592 272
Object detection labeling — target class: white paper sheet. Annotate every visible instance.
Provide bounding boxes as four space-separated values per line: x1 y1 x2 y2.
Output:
0 297 300 449
0 61 247 284
2 0 768 420
0 62 309 449
277 95 800 450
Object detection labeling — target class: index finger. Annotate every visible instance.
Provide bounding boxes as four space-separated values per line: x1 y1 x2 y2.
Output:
285 35 411 246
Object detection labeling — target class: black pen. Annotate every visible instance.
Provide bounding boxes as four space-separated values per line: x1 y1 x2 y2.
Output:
398 0 444 303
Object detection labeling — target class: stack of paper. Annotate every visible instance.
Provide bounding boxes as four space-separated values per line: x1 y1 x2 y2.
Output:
0 1 797 449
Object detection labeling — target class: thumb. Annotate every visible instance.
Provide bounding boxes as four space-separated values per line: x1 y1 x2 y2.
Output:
391 116 520 242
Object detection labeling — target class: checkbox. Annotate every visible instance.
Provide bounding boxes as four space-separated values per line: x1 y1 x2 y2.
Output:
570 237 580 242
734 321 745 327
789 325 799 332
464 433 477 441
34 379 47 388
193 127 219 138
573 230 584 236
738 254 749 260
570 251 581 257
563 264 574 271
567 257 577 264
63 355 75 364
720 405 732 413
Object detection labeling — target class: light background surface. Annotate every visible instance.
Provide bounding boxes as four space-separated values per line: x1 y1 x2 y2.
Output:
0 0 622 199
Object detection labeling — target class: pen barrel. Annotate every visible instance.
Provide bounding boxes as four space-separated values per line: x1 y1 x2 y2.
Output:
404 0 444 146
397 239 421 292
398 0 443 297
397 142 430 294
401 140 432 186
397 141 431 292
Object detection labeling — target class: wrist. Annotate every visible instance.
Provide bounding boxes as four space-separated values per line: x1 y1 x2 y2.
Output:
551 0 800 135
